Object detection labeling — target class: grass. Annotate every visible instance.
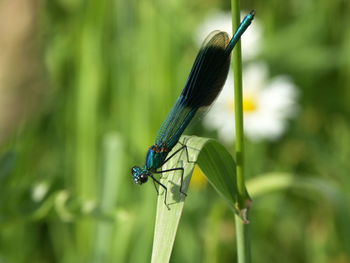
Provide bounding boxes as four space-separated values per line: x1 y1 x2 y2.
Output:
0 0 350 262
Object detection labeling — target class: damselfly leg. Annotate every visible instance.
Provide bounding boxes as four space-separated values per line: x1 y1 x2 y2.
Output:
151 139 198 205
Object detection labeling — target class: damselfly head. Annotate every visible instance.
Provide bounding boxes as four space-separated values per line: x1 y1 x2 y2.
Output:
131 166 149 184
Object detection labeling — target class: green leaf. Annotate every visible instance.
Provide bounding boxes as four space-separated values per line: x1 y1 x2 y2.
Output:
246 173 350 256
151 135 250 263
247 172 348 207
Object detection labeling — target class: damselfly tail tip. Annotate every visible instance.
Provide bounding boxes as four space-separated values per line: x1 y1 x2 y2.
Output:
249 10 256 17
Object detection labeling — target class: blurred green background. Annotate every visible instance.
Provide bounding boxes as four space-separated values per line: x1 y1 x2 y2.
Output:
0 0 350 262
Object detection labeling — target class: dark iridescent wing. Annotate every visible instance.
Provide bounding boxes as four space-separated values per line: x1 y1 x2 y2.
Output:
155 31 231 149
181 31 231 108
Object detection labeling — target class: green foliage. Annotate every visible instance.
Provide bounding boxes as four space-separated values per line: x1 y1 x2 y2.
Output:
0 0 349 262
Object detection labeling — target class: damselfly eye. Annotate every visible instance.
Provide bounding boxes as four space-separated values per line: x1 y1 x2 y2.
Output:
139 174 148 184
131 166 136 174
131 166 141 175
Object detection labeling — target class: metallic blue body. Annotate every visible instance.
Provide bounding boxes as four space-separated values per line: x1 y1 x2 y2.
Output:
143 102 197 170
145 147 169 170
155 104 197 150
226 11 255 53
131 11 255 189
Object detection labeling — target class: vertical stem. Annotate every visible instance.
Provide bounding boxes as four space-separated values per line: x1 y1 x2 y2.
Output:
231 0 245 202
235 216 251 263
231 1 252 263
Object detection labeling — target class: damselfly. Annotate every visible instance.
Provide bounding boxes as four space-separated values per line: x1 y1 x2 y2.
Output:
132 11 255 205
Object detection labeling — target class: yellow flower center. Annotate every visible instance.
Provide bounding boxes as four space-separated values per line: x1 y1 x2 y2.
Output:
228 95 258 113
190 165 208 190
243 96 257 112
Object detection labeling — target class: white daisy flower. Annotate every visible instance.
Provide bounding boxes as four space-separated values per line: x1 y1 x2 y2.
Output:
203 63 299 142
196 11 262 60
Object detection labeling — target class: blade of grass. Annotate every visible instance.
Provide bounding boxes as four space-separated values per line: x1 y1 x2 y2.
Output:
93 133 124 263
74 0 107 259
151 135 243 263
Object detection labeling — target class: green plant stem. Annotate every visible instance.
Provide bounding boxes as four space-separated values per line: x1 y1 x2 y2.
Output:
235 216 251 263
231 1 252 263
231 0 245 203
